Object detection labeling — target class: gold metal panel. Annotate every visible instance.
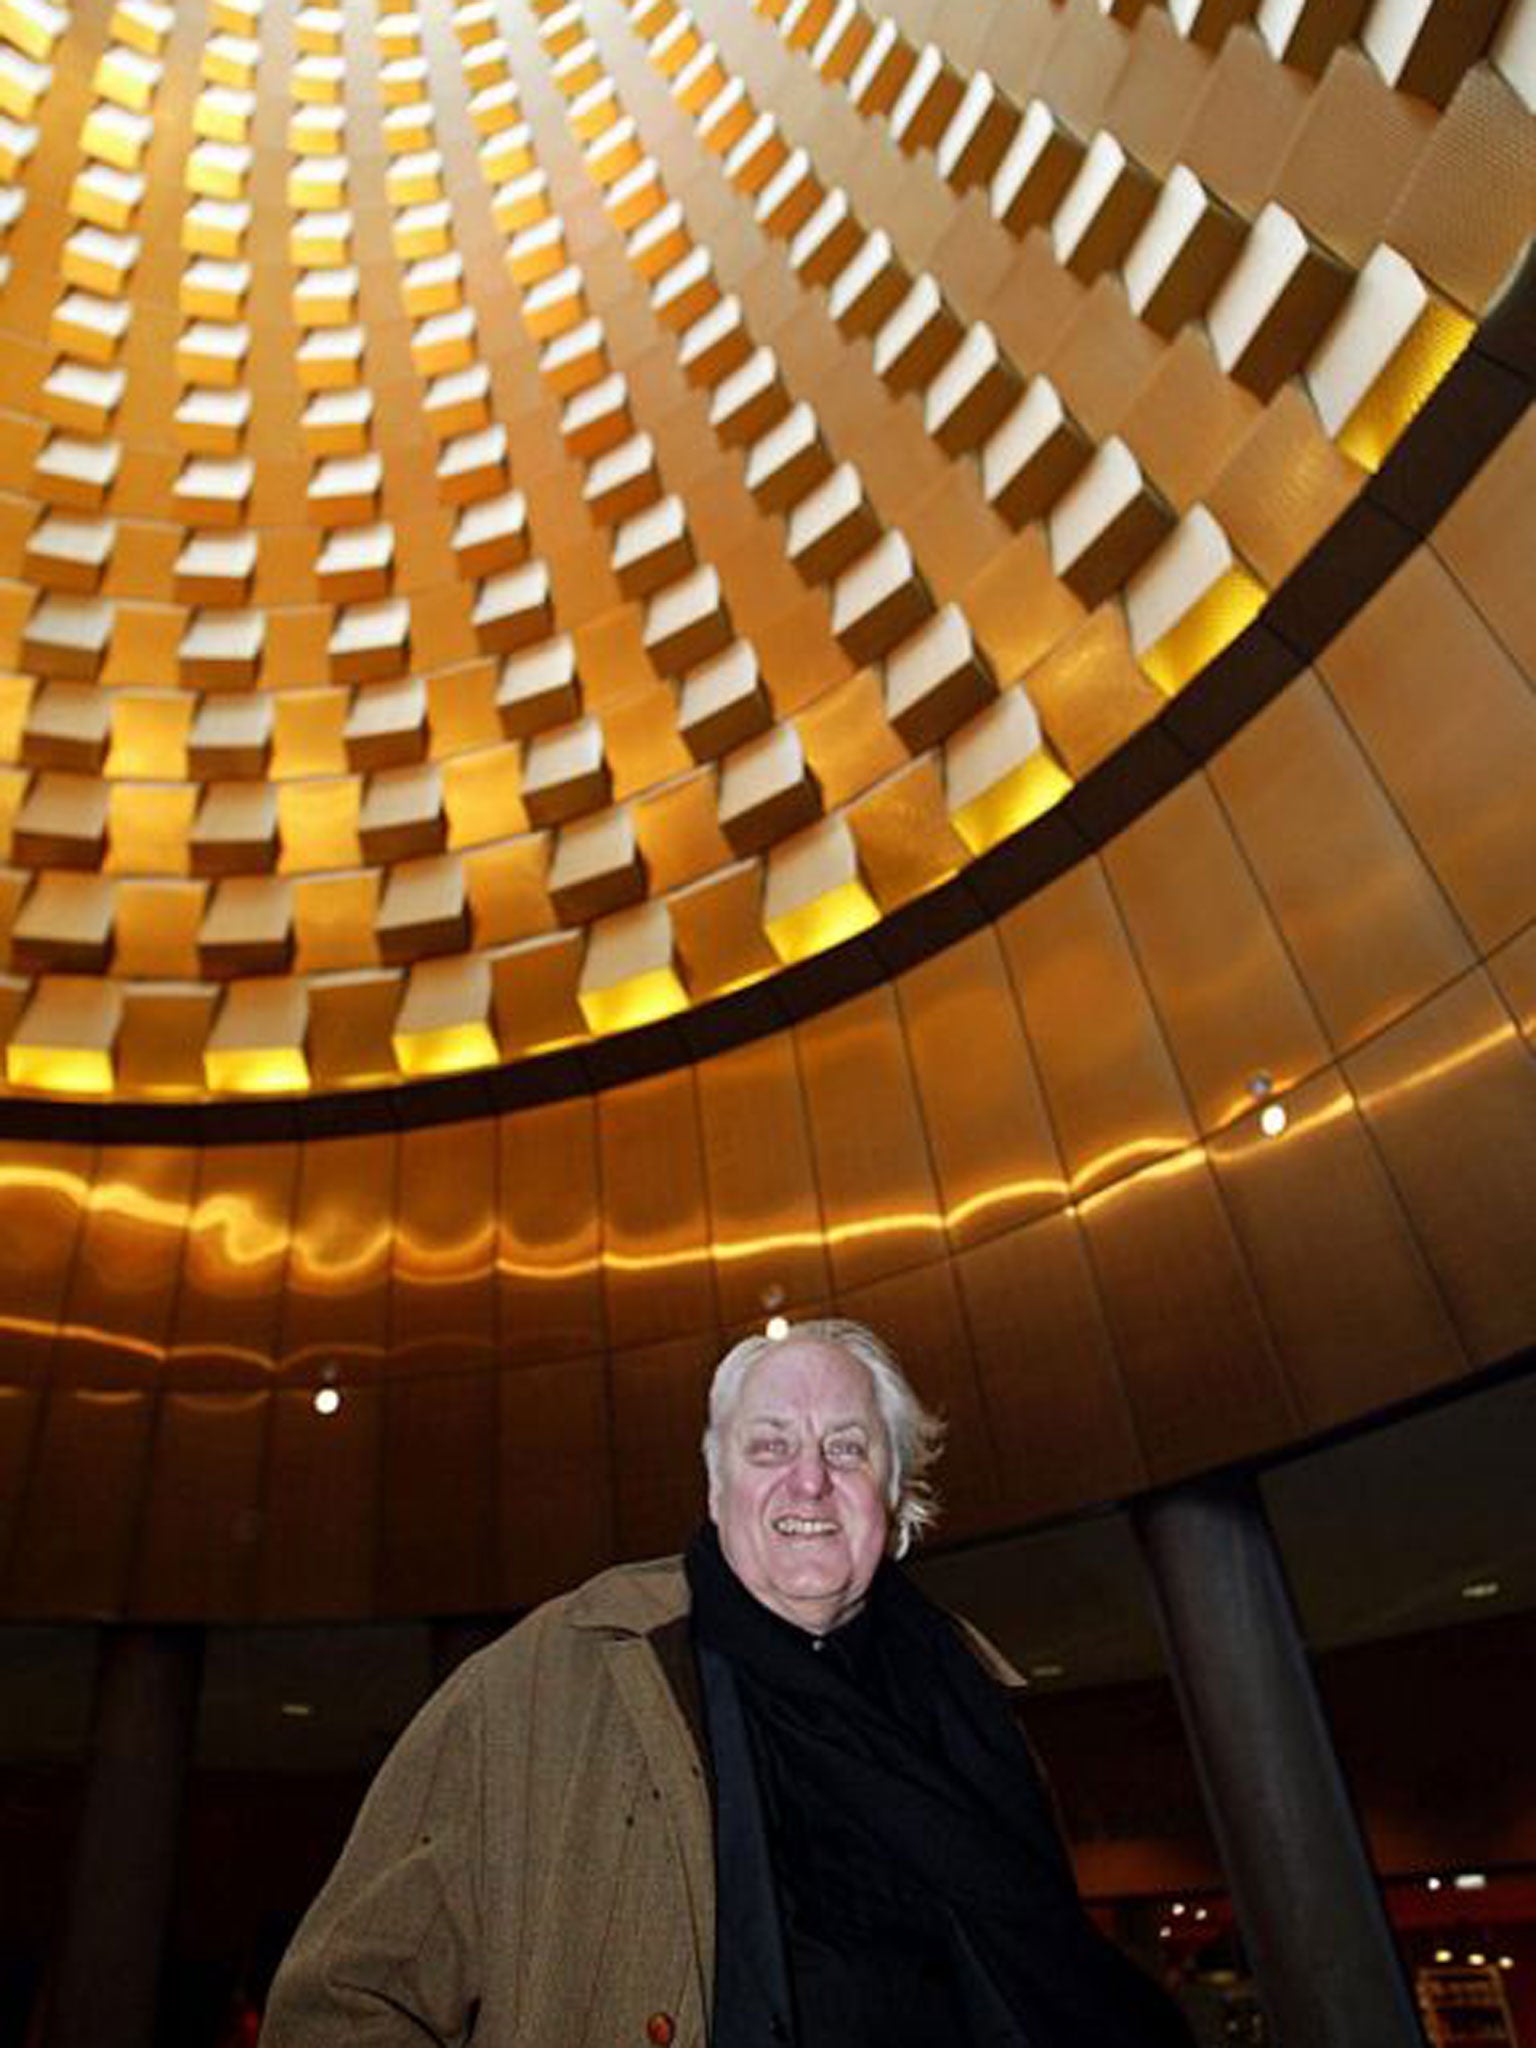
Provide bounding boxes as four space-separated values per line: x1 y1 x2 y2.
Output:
599 1066 716 1350
1490 926 1536 1048
1045 275 1165 447
851 760 966 910
1077 1147 1299 1480
378 1369 499 1616
1209 1068 1465 1428
1021 607 1163 778
496 1355 614 1607
633 770 735 895
1102 774 1332 1131
608 1333 715 1561
795 667 906 809
1432 408 1536 678
1118 329 1260 516
0 1384 39 1581
1174 26 1311 218
696 1031 831 1328
1319 549 1536 952
463 840 558 948
1383 68 1536 312
260 1382 382 1620
796 986 944 1294
167 1142 297 1387
1273 46 1435 268
0 1143 92 1383
53 1145 196 1389
1205 387 1359 591
898 926 1068 1250
132 1389 268 1619
6 1388 152 1618
1209 672 1475 1053
960 527 1090 692
832 1260 1001 1543
1345 969 1536 1367
997 861 1195 1196
899 465 1018 617
497 1096 604 1365
390 1117 498 1374
279 1134 394 1380
955 1210 1148 1523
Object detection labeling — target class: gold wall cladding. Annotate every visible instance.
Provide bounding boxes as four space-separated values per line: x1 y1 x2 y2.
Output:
1 472 1534 1616
0 0 1523 1098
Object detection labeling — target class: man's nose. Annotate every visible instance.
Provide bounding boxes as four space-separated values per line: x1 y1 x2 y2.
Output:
787 1444 832 1494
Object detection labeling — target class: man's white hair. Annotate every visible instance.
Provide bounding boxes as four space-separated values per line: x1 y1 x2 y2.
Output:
702 1317 946 1559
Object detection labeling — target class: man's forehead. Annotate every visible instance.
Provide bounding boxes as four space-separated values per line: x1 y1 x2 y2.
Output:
737 1340 878 1412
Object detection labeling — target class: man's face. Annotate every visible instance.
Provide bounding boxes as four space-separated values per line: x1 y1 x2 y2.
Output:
710 1338 893 1635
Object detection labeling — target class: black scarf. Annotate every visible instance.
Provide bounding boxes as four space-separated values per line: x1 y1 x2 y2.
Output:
686 1524 1192 2048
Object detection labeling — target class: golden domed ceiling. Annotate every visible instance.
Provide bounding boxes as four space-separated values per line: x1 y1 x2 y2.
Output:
0 0 1527 1107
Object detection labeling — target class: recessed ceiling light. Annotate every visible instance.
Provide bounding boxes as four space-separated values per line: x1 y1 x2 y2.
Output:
313 1385 342 1416
1453 1873 1488 1891
1028 1661 1065 1680
765 1314 789 1340
280 1701 314 1719
1259 1100 1288 1138
1460 1578 1500 1601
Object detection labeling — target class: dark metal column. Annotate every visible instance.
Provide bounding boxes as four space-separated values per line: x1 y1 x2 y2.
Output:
43 1625 203 2048
1132 1473 1423 2048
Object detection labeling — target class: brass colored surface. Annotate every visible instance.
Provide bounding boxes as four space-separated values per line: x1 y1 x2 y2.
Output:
898 927 1068 1250
795 986 945 1295
0 0 1529 1622
599 1066 717 1351
1208 673 1476 1053
1207 1070 1466 1427
1101 776 1330 1132
1345 969 1536 1367
133 1390 269 1619
696 1031 832 1327
998 863 1195 1197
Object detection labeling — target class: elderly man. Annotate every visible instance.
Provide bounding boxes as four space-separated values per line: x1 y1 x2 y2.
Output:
262 1320 1191 2047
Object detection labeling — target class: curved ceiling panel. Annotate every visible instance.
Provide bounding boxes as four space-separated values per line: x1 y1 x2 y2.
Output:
0 0 1528 1105
0 0 1533 1621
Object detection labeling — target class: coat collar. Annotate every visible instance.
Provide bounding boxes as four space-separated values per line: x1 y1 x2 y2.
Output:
565 1553 691 1635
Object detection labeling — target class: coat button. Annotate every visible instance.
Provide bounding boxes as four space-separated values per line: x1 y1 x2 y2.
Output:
645 2015 675 2045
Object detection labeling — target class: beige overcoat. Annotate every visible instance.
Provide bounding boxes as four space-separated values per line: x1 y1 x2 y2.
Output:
260 1557 717 2048
260 1554 1023 2048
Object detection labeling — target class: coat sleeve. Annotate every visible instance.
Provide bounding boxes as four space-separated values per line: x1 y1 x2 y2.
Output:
260 1663 487 2047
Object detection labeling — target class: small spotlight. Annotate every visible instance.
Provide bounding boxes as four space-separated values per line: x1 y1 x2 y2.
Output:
1158 1926 1173 1941
1469 1952 1487 1968
765 1314 789 1341
1453 1873 1488 1891
280 1701 313 1719
1171 1903 1186 1917
1460 1579 1501 1602
1259 1100 1288 1138
313 1385 342 1416
1028 1661 1065 1681
1499 1958 1515 1972
1426 1877 1443 1891
1434 1949 1453 1965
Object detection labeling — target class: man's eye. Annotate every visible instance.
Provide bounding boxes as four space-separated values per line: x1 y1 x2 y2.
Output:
748 1438 789 1460
825 1438 866 1464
